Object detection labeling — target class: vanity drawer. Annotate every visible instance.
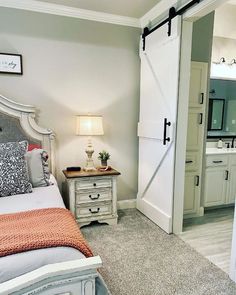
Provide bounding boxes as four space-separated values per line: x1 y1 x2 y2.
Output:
206 155 228 167
75 177 112 190
76 188 112 204
185 152 199 171
76 202 112 218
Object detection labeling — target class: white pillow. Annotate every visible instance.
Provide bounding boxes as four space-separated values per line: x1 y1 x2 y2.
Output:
25 149 50 188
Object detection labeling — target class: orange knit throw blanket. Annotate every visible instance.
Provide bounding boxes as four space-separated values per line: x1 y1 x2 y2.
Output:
0 208 93 258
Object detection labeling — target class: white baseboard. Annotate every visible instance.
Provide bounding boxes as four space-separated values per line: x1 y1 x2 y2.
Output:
199 206 204 216
137 198 172 233
117 199 137 210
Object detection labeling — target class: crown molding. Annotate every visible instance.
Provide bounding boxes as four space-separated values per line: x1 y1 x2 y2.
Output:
0 0 141 28
183 0 226 20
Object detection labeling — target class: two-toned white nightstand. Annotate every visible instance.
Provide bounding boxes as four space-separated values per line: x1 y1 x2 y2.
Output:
63 169 120 227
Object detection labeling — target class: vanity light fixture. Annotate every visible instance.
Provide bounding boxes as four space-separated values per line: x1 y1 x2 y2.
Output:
229 59 236 66
220 57 226 64
213 57 226 65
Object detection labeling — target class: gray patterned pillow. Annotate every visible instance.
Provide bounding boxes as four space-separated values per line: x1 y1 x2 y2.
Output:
0 141 32 197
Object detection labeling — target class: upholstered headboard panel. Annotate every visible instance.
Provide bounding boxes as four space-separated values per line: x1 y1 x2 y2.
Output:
0 94 55 174
0 113 41 145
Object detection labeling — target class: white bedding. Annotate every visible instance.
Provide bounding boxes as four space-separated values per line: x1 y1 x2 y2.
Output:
0 176 85 284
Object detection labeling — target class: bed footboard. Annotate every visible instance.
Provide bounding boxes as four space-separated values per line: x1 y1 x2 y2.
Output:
0 256 102 295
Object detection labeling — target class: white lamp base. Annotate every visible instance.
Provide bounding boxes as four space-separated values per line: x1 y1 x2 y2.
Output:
83 138 97 171
84 161 97 171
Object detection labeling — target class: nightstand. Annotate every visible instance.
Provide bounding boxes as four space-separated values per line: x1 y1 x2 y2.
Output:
63 168 121 227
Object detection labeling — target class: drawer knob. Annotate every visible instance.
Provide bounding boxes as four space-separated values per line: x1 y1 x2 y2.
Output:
89 208 100 214
93 183 97 187
213 160 223 163
89 194 100 200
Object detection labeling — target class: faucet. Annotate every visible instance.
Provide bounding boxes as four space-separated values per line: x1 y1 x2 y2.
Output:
231 137 235 148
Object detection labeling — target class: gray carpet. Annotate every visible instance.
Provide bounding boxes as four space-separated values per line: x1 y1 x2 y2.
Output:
81 209 236 295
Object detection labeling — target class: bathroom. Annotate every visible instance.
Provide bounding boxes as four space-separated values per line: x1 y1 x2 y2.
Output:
180 2 236 276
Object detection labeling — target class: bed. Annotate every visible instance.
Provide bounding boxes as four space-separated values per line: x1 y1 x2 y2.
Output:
0 94 106 295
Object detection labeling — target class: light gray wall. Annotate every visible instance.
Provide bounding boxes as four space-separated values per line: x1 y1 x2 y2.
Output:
191 12 215 63
0 7 141 201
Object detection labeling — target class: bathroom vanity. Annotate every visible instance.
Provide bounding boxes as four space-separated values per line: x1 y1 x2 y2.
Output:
204 148 236 207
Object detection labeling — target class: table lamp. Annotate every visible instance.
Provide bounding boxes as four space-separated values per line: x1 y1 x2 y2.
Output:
76 115 104 171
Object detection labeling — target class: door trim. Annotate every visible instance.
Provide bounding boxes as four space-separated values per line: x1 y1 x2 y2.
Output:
173 0 225 234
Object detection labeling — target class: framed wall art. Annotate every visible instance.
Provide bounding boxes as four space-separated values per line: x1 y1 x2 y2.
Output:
0 53 23 75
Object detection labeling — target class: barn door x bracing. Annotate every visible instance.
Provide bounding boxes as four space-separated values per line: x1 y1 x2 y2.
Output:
137 17 182 234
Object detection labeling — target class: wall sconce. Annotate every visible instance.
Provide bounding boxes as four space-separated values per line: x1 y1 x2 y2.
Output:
213 57 236 66
211 57 236 79
213 57 226 65
229 59 236 66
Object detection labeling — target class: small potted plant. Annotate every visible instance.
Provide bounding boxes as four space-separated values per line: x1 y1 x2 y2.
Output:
98 150 110 167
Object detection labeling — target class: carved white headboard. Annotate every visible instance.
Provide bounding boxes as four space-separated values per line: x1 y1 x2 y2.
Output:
0 94 55 175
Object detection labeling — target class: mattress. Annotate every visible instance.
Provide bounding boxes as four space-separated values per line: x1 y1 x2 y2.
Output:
0 176 85 284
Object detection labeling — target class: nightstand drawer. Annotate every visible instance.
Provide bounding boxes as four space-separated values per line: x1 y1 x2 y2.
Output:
76 203 112 218
76 189 112 204
76 178 112 190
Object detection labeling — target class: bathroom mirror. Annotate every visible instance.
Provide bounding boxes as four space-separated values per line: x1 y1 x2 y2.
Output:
208 99 225 131
207 79 236 138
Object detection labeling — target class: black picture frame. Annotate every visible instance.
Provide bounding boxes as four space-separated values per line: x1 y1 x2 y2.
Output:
0 53 23 75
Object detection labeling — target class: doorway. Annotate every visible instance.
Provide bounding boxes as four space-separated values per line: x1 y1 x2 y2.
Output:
179 1 236 276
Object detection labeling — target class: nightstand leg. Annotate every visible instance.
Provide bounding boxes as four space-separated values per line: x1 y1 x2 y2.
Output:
98 217 118 226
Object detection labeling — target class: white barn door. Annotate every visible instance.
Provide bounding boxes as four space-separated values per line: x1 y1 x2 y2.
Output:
137 17 182 234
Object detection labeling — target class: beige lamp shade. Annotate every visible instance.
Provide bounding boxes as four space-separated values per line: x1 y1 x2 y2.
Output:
76 115 104 136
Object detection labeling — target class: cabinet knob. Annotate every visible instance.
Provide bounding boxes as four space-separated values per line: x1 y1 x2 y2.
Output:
93 183 97 187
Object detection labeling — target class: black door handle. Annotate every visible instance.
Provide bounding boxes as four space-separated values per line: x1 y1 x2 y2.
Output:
200 93 204 104
163 118 171 145
225 170 229 180
195 175 200 186
186 160 193 164
199 113 203 125
213 160 223 163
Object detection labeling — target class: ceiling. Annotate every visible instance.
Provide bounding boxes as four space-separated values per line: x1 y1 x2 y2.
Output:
38 0 162 18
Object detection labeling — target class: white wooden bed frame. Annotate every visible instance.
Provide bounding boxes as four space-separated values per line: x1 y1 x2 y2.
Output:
0 94 102 295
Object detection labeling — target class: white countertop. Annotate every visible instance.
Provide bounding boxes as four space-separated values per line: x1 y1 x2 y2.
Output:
206 147 236 155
